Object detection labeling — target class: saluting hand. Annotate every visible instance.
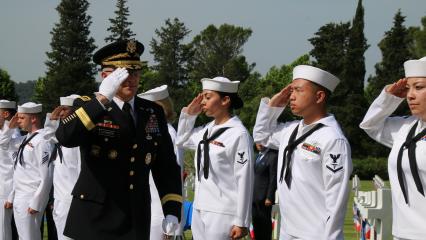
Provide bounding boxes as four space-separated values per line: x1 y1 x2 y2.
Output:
186 93 203 115
269 84 292 107
50 106 66 120
98 67 129 101
8 113 19 129
386 78 408 98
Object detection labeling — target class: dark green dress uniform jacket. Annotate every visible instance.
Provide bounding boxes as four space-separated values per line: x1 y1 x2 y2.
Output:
56 96 182 240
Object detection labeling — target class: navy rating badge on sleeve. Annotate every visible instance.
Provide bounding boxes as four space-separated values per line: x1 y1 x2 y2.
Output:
326 153 343 173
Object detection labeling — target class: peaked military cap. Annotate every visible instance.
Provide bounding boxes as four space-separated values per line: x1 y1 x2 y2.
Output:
93 39 145 70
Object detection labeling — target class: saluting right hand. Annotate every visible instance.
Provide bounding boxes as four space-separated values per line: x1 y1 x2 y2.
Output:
98 67 129 101
385 78 408 98
268 84 292 107
186 93 203 115
8 113 19 129
50 106 66 120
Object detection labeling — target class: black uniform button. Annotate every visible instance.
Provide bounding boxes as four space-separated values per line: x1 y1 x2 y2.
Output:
80 194 85 199
132 144 137 149
129 184 134 190
130 157 135 162
129 170 135 176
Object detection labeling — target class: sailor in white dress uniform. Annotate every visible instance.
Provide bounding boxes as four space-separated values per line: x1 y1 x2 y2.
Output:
43 95 82 240
176 77 254 240
3 102 53 240
253 65 352 240
138 85 185 239
360 57 426 240
0 100 19 240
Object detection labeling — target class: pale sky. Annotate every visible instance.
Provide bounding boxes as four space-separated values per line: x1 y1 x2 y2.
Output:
0 0 425 82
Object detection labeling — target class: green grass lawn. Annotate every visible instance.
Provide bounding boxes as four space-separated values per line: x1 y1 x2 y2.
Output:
42 180 382 240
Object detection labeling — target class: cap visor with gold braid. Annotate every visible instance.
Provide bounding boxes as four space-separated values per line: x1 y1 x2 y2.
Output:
93 39 145 70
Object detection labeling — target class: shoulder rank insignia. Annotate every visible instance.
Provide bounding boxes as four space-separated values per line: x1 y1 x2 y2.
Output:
79 96 91 102
326 153 343 173
237 151 248 165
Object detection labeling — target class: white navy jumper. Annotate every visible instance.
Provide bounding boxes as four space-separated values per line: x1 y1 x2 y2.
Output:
253 98 352 240
176 110 254 238
43 117 81 240
1 125 53 240
0 122 22 240
360 89 426 239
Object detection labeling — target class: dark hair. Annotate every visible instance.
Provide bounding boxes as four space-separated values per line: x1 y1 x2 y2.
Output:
4 109 17 116
217 91 244 110
311 82 331 103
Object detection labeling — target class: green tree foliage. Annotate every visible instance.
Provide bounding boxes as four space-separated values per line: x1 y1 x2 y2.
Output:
15 80 36 104
366 10 414 102
187 24 255 90
149 18 191 114
409 16 426 58
0 68 18 101
309 22 350 78
309 0 374 158
37 0 97 111
105 0 135 43
33 77 47 103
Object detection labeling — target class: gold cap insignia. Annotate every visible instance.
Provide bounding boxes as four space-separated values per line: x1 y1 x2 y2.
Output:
127 40 137 54
108 149 118 160
145 153 152 165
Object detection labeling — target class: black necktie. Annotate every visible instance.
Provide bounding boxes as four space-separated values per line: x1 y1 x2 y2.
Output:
48 143 63 165
123 102 135 132
397 121 426 204
14 132 39 167
280 123 324 188
197 127 230 181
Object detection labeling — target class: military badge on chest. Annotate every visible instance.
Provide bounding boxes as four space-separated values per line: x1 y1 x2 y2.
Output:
326 153 344 173
145 112 161 138
97 117 120 138
301 142 321 155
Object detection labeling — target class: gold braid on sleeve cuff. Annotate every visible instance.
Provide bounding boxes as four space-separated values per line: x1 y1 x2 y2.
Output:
75 108 95 130
161 194 183 205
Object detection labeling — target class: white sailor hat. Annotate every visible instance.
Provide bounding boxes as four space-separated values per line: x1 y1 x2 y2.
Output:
293 65 340 92
138 85 169 101
201 77 240 93
17 102 42 114
0 100 16 109
60 94 81 106
404 57 426 78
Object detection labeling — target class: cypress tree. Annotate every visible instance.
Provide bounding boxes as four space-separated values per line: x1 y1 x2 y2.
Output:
366 10 414 102
149 18 191 114
38 0 97 111
105 0 135 43
340 0 370 157
0 68 18 101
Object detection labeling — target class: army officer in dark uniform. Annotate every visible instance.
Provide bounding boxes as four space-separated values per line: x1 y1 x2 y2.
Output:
55 39 182 240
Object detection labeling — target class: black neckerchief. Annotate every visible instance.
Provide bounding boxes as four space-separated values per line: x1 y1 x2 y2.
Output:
14 132 39 168
197 127 230 181
280 123 324 188
397 121 426 204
